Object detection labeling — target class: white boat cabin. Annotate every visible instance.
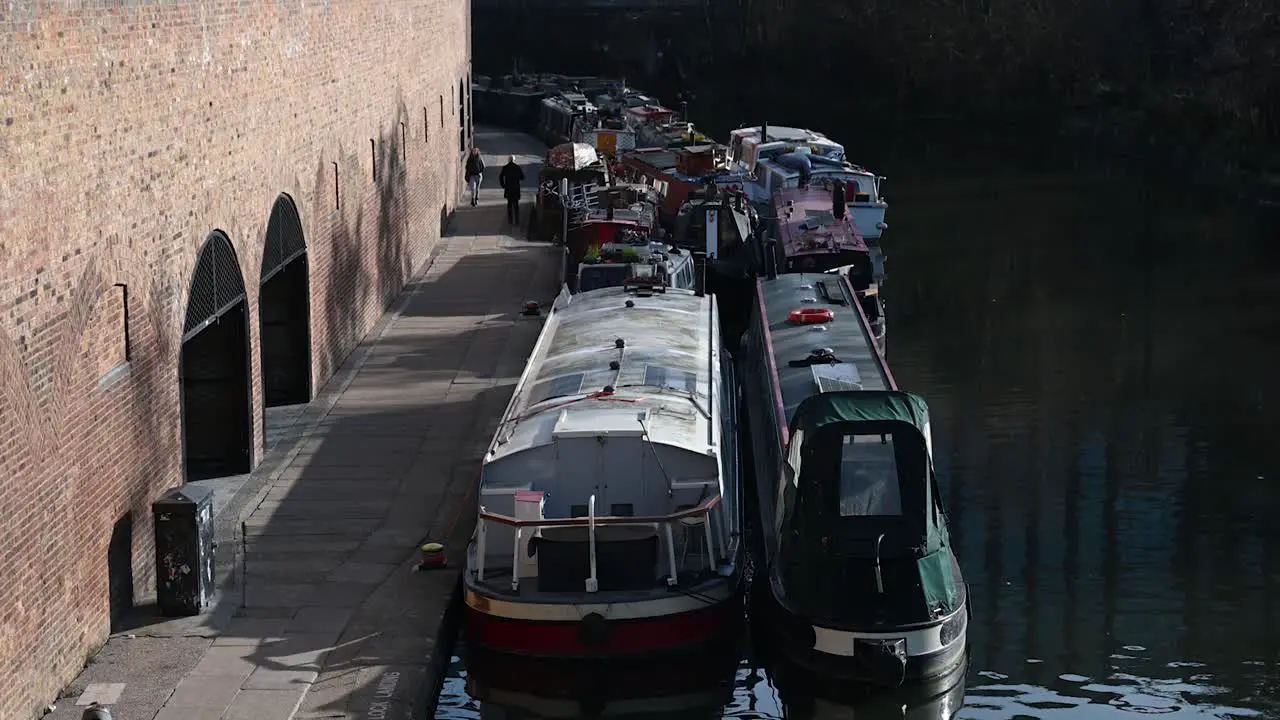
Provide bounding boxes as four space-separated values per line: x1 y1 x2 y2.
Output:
470 284 740 598
728 125 888 238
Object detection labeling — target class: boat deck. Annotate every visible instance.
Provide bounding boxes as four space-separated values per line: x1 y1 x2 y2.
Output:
757 272 893 422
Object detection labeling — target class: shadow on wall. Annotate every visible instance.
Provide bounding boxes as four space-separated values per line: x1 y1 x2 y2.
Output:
321 101 443 383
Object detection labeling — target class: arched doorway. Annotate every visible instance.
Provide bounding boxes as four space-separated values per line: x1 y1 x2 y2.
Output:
258 194 311 410
180 231 252 482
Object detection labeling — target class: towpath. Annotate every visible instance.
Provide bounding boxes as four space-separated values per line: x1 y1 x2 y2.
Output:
46 127 559 720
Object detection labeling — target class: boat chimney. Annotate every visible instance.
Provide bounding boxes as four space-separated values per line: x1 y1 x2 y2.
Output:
832 179 847 220
680 100 689 122
693 251 707 297
760 121 768 143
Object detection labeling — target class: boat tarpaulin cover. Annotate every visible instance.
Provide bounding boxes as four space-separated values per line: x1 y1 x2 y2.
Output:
547 142 601 172
789 389 961 614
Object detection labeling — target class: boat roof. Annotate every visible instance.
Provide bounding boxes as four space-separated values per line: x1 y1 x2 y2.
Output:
730 125 843 149
542 92 597 113
485 286 717 468
626 104 676 120
773 187 868 257
756 272 894 437
577 245 696 291
622 146 745 180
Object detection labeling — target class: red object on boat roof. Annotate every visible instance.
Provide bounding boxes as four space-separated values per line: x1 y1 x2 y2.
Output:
788 307 835 325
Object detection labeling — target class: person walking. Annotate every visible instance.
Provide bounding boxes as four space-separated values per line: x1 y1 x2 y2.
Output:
465 147 485 207
498 155 525 225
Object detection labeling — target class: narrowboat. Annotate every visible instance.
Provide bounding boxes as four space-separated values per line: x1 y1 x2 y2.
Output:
562 182 662 275
616 145 751 229
740 271 968 686
574 241 698 294
767 185 886 342
473 74 625 135
534 143 608 244
538 91 600 147
472 75 552 134
463 279 744 658
672 185 760 348
729 124 890 242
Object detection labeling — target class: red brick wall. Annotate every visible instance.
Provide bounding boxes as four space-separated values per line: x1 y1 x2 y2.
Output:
0 0 470 715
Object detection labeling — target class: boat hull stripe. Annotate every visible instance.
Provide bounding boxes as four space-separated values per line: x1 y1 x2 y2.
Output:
463 582 737 621
465 601 739 657
811 606 967 657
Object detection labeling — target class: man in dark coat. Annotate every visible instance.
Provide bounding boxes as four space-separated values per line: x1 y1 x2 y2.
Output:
498 155 525 225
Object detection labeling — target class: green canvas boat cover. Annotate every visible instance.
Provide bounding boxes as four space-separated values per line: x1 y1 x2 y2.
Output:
790 389 962 615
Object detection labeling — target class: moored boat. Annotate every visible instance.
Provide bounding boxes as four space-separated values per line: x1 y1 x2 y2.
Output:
534 142 609 244
729 124 890 242
767 185 886 342
617 144 751 229
671 185 760 348
562 182 662 274
538 91 600 147
740 271 968 686
463 280 744 658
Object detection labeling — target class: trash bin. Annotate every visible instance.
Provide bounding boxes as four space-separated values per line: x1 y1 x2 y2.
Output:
152 484 215 617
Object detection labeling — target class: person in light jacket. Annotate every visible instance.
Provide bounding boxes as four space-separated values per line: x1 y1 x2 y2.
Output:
498 155 525 225
465 148 485 207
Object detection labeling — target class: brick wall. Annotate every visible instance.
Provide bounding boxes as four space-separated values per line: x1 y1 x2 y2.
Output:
0 0 470 716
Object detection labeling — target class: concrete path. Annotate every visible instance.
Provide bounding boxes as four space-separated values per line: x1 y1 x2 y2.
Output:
47 128 559 720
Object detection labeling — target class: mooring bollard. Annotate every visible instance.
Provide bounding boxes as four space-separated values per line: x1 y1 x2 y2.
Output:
417 542 447 571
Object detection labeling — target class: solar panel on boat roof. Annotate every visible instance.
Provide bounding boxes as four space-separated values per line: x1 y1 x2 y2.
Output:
812 362 863 393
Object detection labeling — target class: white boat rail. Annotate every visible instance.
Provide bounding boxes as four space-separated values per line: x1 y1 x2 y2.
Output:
475 494 727 593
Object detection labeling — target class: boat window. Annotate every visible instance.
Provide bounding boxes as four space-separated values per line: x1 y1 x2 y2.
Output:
528 373 585 404
578 264 629 292
642 365 698 393
839 434 903 516
677 263 693 289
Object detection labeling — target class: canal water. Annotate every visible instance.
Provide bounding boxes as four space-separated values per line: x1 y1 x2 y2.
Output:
434 149 1280 718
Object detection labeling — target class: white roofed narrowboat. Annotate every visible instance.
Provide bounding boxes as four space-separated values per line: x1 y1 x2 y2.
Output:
464 279 743 657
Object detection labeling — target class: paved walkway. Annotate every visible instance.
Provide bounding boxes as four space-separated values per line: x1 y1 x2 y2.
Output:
48 128 559 720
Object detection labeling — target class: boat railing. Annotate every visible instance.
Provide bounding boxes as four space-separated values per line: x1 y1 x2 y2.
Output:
474 494 727 593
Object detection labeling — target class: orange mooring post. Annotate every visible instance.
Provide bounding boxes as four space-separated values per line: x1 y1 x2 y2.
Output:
417 542 447 571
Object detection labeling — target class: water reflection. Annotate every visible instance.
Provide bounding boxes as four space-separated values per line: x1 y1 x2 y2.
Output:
434 172 1280 719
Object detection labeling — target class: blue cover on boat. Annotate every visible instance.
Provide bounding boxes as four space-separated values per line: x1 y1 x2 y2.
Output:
775 152 812 174
808 154 846 168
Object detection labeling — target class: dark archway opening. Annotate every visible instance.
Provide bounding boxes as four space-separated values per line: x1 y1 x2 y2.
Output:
259 194 311 409
108 513 134 631
181 231 252 482
459 78 468 152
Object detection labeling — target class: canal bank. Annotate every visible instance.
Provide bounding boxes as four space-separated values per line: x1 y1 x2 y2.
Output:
44 127 560 720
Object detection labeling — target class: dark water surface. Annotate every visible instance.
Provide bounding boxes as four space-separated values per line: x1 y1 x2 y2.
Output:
435 161 1280 719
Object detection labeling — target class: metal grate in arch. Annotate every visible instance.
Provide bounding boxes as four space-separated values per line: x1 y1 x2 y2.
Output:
183 231 248 341
260 194 307 283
